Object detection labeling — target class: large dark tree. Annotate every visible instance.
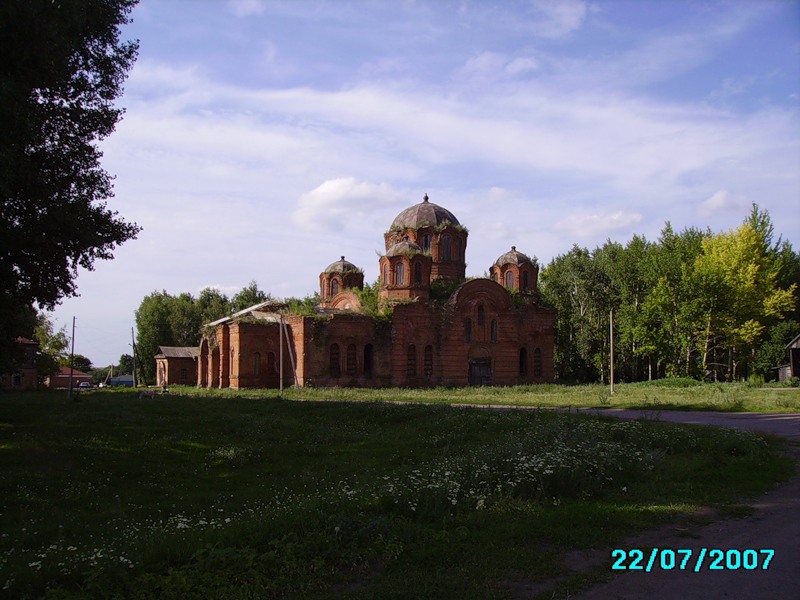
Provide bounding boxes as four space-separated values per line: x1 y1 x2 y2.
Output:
0 0 141 374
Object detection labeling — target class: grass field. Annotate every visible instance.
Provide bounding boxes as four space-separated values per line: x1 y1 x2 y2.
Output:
177 378 800 413
0 386 795 598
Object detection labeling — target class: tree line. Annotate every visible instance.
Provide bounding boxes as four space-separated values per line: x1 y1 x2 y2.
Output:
539 205 799 383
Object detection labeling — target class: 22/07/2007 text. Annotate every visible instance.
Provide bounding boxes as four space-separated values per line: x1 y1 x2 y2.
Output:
611 548 775 572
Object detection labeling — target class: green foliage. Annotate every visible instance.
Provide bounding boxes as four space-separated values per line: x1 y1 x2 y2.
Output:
32 312 70 378
285 293 320 316
541 205 798 383
0 0 141 374
231 280 272 313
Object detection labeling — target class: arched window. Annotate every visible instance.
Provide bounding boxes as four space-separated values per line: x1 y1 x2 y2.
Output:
477 305 485 325
522 271 530 292
407 344 417 377
414 262 422 285
442 236 452 261
253 352 261 377
395 262 405 286
267 352 276 373
383 263 389 286
519 348 528 375
364 344 374 378
330 279 339 297
346 344 357 376
533 348 542 378
421 234 431 252
456 238 462 259
465 318 472 343
491 319 498 343
505 271 514 288
330 344 341 378
424 345 433 377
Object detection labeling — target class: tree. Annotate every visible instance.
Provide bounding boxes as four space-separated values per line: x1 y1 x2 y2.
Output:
0 0 141 374
231 281 271 313
196 288 232 324
117 353 134 375
64 354 93 373
134 291 173 384
32 312 70 379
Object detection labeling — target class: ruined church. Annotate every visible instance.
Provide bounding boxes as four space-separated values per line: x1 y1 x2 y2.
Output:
195 195 555 388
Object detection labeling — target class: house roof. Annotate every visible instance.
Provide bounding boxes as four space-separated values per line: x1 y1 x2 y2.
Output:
156 346 200 359
55 366 91 378
787 333 800 349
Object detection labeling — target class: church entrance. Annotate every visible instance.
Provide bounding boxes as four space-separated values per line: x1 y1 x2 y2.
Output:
468 358 492 386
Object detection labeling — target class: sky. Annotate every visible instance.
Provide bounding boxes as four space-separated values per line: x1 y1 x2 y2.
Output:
50 0 800 368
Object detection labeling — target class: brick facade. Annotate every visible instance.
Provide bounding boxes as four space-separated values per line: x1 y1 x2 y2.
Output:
196 195 556 389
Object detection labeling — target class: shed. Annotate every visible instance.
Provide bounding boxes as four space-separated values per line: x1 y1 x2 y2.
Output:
155 346 200 387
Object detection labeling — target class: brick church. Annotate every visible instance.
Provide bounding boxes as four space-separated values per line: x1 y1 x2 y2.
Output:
196 195 555 388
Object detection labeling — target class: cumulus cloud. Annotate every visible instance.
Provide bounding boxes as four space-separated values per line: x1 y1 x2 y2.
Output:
555 210 643 239
292 178 406 232
697 190 751 217
528 0 588 38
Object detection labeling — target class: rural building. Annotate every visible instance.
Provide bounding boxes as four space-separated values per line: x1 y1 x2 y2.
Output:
0 338 39 390
155 346 199 387
195 195 556 389
47 366 92 389
777 334 800 382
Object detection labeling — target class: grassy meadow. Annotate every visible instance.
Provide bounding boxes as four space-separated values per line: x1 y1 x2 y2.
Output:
180 378 800 413
0 385 795 598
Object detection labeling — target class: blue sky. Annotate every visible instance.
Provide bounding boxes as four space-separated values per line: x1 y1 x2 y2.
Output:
50 0 800 368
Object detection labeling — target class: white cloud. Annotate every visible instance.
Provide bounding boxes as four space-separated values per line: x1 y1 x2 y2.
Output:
228 0 265 17
698 190 751 217
527 0 588 38
292 178 406 232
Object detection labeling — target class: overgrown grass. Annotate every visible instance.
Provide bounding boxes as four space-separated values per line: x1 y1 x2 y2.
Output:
0 389 793 598
171 378 800 413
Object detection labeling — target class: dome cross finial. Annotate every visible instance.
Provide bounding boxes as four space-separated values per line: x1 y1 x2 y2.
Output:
423 193 429 203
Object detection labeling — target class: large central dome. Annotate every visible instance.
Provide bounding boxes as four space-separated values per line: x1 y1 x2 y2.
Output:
390 194 460 230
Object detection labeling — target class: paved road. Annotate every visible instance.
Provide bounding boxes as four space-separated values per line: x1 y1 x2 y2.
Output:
566 409 800 600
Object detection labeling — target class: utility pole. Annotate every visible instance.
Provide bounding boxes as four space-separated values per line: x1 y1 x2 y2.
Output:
609 309 615 396
68 316 76 400
131 328 138 387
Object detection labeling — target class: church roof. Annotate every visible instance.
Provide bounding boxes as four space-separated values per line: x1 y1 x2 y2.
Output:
324 256 359 273
390 194 460 230
494 246 534 267
386 238 424 257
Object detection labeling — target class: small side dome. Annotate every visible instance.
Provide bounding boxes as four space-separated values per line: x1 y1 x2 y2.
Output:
390 194 460 230
494 246 534 267
324 256 359 273
386 238 423 257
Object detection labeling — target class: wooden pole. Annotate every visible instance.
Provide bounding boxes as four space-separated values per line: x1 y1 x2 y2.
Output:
610 309 615 395
131 328 138 388
67 317 76 400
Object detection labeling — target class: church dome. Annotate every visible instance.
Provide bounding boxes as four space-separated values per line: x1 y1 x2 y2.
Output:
390 194 460 230
386 238 423 257
324 256 359 273
494 246 534 267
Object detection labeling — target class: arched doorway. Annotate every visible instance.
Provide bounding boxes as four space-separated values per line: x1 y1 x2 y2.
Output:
468 346 492 386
